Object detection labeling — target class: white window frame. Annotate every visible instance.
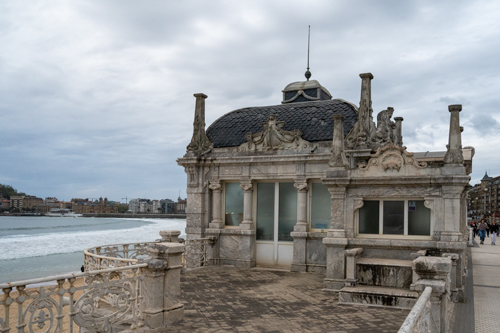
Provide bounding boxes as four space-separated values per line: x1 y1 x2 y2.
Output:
356 198 432 240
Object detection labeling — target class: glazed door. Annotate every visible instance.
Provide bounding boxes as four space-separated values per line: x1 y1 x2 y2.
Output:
255 182 296 267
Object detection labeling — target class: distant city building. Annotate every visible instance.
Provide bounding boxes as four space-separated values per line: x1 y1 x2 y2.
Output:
174 197 186 214
129 198 175 214
10 196 24 210
1 199 10 210
71 197 117 214
161 199 175 213
468 172 500 221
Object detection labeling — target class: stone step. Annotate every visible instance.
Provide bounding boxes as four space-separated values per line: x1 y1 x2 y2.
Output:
339 285 418 310
356 258 413 288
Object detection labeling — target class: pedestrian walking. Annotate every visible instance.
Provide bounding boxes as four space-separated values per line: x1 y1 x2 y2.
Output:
478 219 488 244
490 221 499 245
81 265 85 272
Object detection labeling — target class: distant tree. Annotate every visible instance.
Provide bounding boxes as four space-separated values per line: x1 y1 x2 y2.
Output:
117 204 129 213
0 184 26 199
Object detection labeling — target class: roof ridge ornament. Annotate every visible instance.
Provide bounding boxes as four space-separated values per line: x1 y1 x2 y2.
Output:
305 25 311 81
239 115 310 152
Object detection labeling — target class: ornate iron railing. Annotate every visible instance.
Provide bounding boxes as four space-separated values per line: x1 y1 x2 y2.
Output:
0 264 147 333
84 242 156 271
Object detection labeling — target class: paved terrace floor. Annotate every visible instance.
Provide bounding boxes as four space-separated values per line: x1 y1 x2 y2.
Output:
158 266 409 333
471 234 500 333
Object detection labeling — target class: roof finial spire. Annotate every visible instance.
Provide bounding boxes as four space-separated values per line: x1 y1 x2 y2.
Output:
305 25 311 81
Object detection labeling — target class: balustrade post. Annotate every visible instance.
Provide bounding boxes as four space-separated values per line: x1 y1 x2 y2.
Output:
412 256 452 333
141 241 185 329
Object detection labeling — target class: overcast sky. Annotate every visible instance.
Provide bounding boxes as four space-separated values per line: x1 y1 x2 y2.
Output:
1 0 499 202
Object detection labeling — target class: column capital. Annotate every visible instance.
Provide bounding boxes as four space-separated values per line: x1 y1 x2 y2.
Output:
240 182 253 192
294 182 309 192
208 182 222 191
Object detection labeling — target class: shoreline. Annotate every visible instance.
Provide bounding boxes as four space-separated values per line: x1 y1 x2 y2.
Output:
1 213 186 219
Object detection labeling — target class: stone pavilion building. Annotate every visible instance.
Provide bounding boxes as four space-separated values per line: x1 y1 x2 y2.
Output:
177 71 474 307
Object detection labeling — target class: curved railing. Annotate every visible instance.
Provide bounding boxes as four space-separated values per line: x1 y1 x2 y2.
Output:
84 241 158 271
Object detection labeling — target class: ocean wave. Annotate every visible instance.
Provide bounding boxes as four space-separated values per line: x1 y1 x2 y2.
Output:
0 218 186 261
0 220 131 231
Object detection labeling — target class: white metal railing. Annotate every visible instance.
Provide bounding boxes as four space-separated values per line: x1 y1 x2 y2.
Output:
398 286 432 333
0 264 147 333
84 242 156 271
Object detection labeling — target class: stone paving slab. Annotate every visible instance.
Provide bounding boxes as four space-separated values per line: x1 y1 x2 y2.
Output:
156 266 409 332
472 235 500 333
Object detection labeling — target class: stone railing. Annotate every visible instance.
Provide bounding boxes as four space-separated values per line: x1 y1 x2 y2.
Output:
0 264 147 333
398 286 432 333
84 242 153 271
1 231 185 332
399 256 453 333
84 230 182 271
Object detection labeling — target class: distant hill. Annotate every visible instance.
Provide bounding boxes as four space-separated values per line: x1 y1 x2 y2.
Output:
0 184 26 200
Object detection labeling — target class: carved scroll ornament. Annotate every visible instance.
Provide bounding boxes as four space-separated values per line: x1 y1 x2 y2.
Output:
239 115 310 152
358 143 427 172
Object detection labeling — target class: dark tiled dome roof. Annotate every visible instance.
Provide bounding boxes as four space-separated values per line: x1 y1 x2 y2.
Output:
206 99 358 148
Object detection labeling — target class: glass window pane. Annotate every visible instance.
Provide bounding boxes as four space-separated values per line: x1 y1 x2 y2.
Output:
359 201 379 234
256 183 275 241
224 183 243 226
278 183 297 242
408 200 431 235
311 183 331 229
383 201 404 234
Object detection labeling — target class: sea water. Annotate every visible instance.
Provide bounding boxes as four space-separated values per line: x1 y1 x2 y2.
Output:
0 216 186 283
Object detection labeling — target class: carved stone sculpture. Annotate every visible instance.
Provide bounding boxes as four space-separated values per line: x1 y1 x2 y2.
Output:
239 115 310 152
372 107 395 147
187 93 213 153
359 143 427 172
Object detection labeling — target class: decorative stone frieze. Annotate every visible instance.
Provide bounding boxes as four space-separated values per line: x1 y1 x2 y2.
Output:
239 115 311 152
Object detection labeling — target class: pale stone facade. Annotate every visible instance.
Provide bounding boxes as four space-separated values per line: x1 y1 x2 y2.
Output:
177 72 473 306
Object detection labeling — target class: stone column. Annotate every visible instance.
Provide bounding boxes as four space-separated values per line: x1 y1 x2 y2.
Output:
441 185 465 240
160 230 180 243
141 241 185 329
240 181 253 230
412 256 452 333
291 181 308 272
294 181 309 232
209 182 223 229
394 116 404 146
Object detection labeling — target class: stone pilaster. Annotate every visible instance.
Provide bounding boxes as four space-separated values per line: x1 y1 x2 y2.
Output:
322 178 349 291
141 241 185 329
394 116 404 147
441 185 465 241
209 182 223 229
240 181 253 230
